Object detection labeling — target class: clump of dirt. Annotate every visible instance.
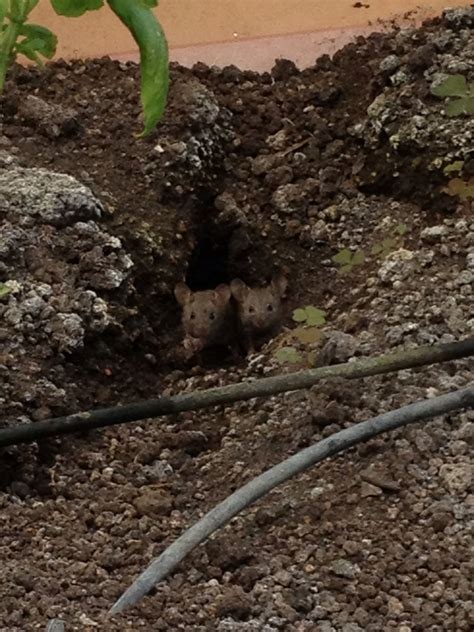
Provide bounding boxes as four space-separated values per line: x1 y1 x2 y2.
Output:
0 162 136 424
0 6 472 631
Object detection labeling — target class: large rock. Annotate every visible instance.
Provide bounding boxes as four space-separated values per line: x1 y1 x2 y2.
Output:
0 162 134 425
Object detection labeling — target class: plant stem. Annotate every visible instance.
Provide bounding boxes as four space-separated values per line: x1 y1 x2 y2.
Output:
0 0 30 92
0 23 19 91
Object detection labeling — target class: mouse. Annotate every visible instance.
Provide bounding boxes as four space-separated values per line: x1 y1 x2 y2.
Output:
174 282 236 359
230 272 288 353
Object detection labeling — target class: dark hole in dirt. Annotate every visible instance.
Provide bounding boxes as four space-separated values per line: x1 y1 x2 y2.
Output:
185 228 231 291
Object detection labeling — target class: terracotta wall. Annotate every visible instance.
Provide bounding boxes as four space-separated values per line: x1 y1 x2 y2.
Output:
31 1 466 69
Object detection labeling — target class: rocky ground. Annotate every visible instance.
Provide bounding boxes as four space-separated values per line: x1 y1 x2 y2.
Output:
0 6 473 631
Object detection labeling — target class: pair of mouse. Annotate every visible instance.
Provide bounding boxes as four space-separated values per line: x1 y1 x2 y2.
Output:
174 272 287 359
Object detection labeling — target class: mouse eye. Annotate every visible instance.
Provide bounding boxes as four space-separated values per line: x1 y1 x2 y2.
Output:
267 304 274 312
248 306 255 314
190 313 196 320
209 312 216 321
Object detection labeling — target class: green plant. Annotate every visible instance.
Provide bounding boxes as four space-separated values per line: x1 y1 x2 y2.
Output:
275 305 326 365
439 161 474 201
332 248 365 273
431 74 474 117
332 224 409 272
292 306 326 345
443 160 464 175
393 222 408 236
293 306 326 327
371 238 396 259
443 176 474 201
371 223 407 260
0 0 168 136
0 281 11 299
274 346 301 364
0 1 55 81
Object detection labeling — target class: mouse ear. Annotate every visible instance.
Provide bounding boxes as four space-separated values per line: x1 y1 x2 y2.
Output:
174 282 192 306
230 279 249 302
271 272 288 298
214 284 231 303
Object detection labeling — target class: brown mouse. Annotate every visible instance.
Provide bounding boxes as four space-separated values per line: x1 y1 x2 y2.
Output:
174 282 236 358
230 272 287 353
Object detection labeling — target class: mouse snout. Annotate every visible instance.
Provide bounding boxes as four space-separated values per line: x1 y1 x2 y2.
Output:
254 315 266 328
187 319 210 339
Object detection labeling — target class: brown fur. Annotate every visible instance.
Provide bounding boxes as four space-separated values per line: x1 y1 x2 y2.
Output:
230 272 287 352
174 282 235 356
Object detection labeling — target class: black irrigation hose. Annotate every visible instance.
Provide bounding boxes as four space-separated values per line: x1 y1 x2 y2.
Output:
109 386 474 614
1 338 473 448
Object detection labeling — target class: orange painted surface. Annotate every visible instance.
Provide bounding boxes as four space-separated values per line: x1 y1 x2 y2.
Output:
113 26 384 73
30 1 468 69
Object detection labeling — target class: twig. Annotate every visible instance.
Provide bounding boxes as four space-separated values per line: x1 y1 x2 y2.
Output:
109 386 474 614
0 338 473 448
281 137 311 156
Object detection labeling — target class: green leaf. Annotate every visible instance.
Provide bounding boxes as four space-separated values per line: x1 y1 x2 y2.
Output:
444 177 474 200
294 327 324 345
275 346 301 364
293 306 327 326
443 161 464 175
0 282 11 299
431 74 468 98
292 308 307 323
51 0 104 17
138 0 159 7
339 264 353 274
304 306 327 327
465 96 474 115
460 185 474 200
382 238 396 250
371 243 383 255
394 222 408 236
332 248 352 265
445 97 471 117
0 2 6 24
15 24 57 63
352 249 365 266
108 0 169 136
14 41 40 64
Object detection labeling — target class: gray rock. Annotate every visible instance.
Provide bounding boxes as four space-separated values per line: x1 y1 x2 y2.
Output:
0 166 103 227
329 558 360 579
390 70 410 86
439 463 473 494
420 225 449 242
317 331 358 364
378 249 415 284
454 270 473 286
46 313 85 352
272 183 306 214
442 6 474 28
0 149 19 168
1 164 135 428
379 54 401 73
19 95 81 138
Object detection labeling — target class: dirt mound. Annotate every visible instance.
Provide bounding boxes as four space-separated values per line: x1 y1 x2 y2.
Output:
0 7 472 631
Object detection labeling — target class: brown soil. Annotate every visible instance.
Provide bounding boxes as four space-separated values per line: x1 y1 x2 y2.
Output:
0 7 473 632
